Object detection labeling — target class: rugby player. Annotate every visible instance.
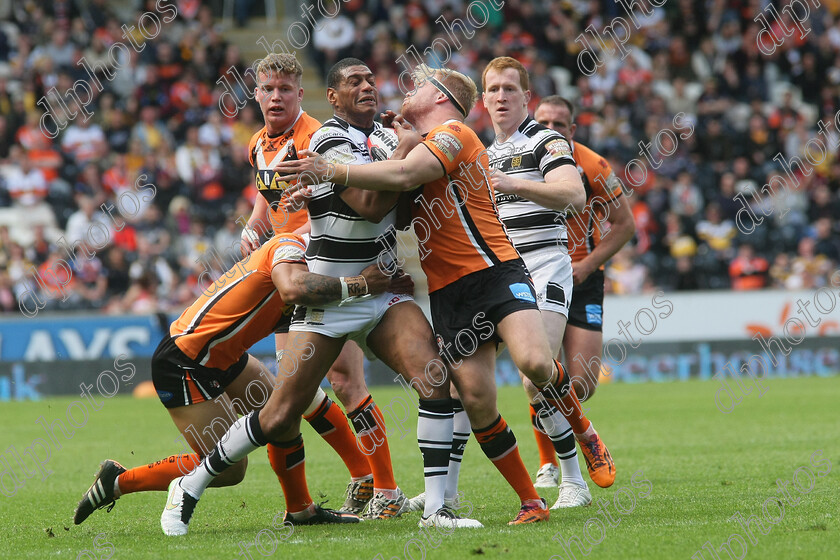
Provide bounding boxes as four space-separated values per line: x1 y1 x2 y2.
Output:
161 59 481 536
529 95 635 488
73 233 404 526
274 65 615 525
240 53 396 516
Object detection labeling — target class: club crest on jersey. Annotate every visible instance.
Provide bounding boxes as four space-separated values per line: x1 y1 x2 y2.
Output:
509 282 535 303
430 131 463 162
510 155 522 169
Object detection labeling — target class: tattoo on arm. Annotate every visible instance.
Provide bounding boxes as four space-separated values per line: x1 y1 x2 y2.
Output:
293 273 341 305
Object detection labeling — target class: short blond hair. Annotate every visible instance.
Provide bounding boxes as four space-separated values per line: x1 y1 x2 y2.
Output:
482 56 529 92
255 53 303 85
416 65 478 116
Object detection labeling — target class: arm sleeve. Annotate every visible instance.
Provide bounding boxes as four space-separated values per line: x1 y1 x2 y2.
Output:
421 123 471 175
534 130 576 176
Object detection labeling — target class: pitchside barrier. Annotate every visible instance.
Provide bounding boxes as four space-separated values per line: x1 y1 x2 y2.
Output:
0 285 837 400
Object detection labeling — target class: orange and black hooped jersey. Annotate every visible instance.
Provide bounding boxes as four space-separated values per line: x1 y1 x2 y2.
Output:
248 111 321 234
413 120 520 293
565 141 625 265
169 235 307 370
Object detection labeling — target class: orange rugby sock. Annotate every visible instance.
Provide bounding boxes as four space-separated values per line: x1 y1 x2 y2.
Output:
305 395 372 479
530 405 558 467
474 415 540 503
267 435 313 514
545 360 591 434
348 395 397 491
117 454 201 495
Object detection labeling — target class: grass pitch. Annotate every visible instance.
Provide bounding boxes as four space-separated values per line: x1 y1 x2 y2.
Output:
1 376 837 559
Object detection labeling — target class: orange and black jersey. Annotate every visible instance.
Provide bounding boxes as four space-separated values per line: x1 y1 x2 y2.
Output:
169 235 306 370
565 141 625 265
412 120 520 293
248 111 321 234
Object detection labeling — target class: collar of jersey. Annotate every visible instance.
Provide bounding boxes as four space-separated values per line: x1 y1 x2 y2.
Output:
333 114 376 137
516 116 533 134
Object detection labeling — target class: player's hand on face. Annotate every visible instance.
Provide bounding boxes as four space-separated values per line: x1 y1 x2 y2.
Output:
490 168 516 194
240 226 261 256
393 120 422 151
359 263 393 295
380 110 398 128
387 268 414 296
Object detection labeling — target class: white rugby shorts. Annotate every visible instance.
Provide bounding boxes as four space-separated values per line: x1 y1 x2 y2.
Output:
289 291 414 358
521 247 573 318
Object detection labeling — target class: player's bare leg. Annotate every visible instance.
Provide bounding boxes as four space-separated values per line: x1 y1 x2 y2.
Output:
74 356 271 524
519 310 591 507
446 342 547 524
164 333 359 535
366 302 481 527
497 309 615 488
563 324 603 402
276 333 375 514
326 340 400 518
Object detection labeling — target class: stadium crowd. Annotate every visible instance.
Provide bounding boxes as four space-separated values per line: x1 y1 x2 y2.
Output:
0 0 838 315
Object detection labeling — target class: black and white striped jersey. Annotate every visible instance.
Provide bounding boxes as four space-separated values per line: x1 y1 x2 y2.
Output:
488 117 576 254
305 116 396 277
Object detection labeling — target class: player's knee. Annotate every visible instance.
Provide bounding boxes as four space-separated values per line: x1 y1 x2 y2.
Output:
518 355 553 385
455 386 488 416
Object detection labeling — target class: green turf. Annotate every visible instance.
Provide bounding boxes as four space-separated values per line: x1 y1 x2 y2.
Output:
1 377 838 559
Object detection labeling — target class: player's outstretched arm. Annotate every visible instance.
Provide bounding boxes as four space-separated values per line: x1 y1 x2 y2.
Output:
275 145 444 192
491 164 586 213
337 124 423 221
271 262 392 306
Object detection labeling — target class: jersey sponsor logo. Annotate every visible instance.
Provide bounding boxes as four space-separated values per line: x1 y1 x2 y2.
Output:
256 169 292 192
495 193 523 204
323 144 356 164
157 390 173 402
448 123 462 133
272 244 306 265
509 282 536 303
585 304 603 325
545 138 572 159
429 131 463 162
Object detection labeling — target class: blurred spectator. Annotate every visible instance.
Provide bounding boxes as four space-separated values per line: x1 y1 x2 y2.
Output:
696 203 736 258
64 194 113 246
61 112 108 169
670 172 704 219
813 218 840 263
606 246 649 295
4 146 48 208
729 244 768 290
